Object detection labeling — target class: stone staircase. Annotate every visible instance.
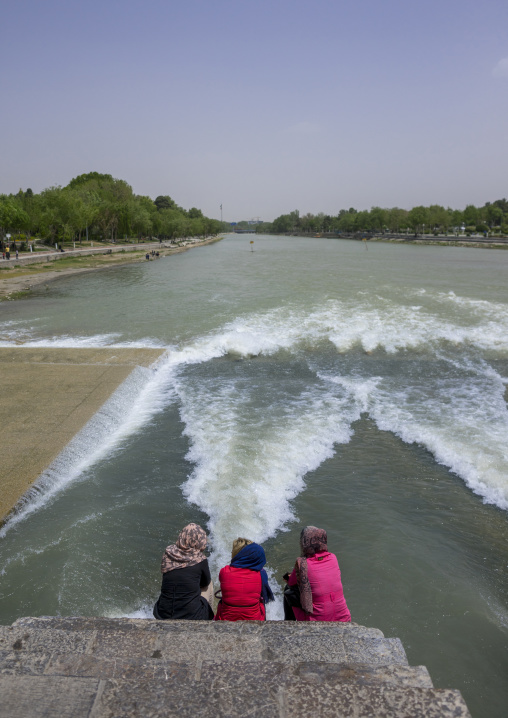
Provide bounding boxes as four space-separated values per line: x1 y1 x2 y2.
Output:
0 617 471 717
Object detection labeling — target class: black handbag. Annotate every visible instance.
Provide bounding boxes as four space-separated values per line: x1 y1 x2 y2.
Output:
283 583 302 609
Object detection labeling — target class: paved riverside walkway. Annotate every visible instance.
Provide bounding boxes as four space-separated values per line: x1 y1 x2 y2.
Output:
0 238 213 267
0 347 165 522
0 617 472 717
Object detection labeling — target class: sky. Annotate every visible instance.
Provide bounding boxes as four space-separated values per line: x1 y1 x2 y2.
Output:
1 0 507 221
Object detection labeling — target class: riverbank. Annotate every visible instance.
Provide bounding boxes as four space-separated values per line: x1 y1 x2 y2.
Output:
0 236 223 301
0 347 165 525
276 232 508 248
368 235 508 249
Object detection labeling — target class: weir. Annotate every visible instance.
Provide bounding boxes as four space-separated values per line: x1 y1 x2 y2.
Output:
0 616 472 717
0 347 165 523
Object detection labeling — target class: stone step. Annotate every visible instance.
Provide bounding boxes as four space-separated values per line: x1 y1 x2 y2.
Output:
0 675 98 718
0 620 408 666
12 615 384 638
0 650 433 688
0 674 472 718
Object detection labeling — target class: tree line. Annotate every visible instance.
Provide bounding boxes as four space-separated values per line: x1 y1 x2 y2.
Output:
0 172 228 247
255 200 508 236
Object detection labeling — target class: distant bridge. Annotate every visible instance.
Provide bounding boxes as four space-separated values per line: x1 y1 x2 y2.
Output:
233 228 256 234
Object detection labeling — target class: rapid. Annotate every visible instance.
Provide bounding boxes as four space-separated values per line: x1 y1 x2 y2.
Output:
1 235 507 717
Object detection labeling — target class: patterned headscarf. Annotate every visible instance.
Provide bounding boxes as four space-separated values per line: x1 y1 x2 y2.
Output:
295 526 328 613
161 523 208 573
300 526 328 557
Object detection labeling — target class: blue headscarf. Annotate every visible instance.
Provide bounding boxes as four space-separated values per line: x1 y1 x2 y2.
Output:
230 543 275 604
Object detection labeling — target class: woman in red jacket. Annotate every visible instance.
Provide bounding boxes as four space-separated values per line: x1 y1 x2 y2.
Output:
284 526 351 622
215 538 274 621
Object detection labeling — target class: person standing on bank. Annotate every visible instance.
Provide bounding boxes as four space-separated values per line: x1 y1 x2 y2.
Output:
214 538 275 621
153 523 214 620
284 526 351 622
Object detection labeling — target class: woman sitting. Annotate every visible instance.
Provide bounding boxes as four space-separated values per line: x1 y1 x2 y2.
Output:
284 526 351 622
215 538 274 621
153 523 214 620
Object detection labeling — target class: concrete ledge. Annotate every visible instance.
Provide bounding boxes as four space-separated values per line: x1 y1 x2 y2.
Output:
0 652 433 688
0 348 165 521
0 620 407 665
0 674 471 718
11 616 384 635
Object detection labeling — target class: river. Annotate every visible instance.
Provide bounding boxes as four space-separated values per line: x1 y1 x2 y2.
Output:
1 234 507 717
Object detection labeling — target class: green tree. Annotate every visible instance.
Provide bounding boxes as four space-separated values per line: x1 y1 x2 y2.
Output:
38 187 66 244
485 204 503 228
386 208 408 232
427 205 448 233
68 172 115 188
448 209 463 231
337 211 355 232
369 207 387 232
154 195 177 211
322 214 333 232
271 213 293 233
408 206 429 233
353 210 371 232
463 204 478 227
0 198 29 242
298 213 318 233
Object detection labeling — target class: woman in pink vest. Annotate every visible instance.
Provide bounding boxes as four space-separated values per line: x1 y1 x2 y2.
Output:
285 526 351 622
215 538 274 621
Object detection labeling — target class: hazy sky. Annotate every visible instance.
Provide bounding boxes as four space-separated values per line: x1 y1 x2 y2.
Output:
2 0 507 221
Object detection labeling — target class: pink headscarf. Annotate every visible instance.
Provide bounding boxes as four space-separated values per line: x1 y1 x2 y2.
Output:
161 523 207 573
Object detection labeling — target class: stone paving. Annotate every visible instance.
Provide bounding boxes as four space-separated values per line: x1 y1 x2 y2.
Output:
0 616 472 717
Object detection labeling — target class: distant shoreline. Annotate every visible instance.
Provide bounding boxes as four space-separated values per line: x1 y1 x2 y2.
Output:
272 232 508 249
367 234 508 249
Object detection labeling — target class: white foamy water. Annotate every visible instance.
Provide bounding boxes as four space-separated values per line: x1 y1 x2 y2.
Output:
4 287 507 561
322 361 508 510
0 334 166 348
174 293 508 539
179 378 362 571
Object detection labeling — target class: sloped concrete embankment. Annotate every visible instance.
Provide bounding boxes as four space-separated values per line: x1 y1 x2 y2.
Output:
0 348 165 522
0 617 471 717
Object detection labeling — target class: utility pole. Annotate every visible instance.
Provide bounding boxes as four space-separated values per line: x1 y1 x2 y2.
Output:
220 204 223 223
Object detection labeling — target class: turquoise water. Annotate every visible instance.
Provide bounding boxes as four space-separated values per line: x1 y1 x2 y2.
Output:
1 235 507 717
